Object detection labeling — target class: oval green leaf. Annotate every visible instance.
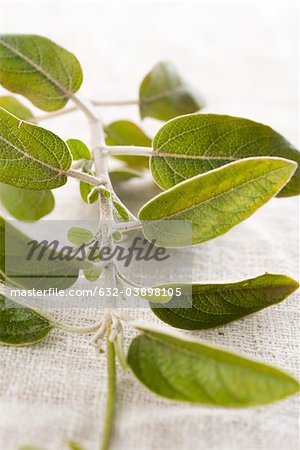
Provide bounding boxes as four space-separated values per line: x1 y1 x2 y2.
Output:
67 139 91 161
0 294 52 345
83 267 102 282
0 107 72 190
139 157 297 246
139 62 204 121
0 34 83 111
105 120 150 169
67 227 94 245
151 114 300 197
0 95 33 120
127 324 299 407
0 184 54 220
150 274 299 330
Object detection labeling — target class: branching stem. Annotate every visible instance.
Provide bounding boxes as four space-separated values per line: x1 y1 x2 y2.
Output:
67 168 106 186
104 145 153 157
111 220 142 232
34 98 138 122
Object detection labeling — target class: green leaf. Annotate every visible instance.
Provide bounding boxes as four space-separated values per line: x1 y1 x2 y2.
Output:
139 157 297 246
67 227 94 245
80 179 94 204
66 139 91 161
139 62 204 121
79 179 90 204
127 324 299 407
109 169 141 183
0 34 83 111
82 184 111 205
0 217 83 291
0 107 72 190
0 294 52 345
83 267 101 282
79 167 98 204
105 120 150 169
151 114 300 196
112 231 123 242
113 200 130 222
0 184 54 220
0 95 33 120
150 274 299 330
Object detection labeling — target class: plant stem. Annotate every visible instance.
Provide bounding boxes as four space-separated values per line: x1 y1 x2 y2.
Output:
104 145 153 157
34 98 138 122
94 99 138 107
67 168 106 186
71 95 114 222
100 318 117 450
34 105 77 121
111 220 142 232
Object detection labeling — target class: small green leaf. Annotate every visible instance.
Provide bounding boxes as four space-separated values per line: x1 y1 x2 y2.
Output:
109 169 141 183
67 227 94 245
0 184 54 220
127 324 299 406
67 139 91 161
139 157 297 246
112 231 123 242
113 200 130 222
151 274 299 330
151 114 300 196
0 95 33 120
0 294 52 346
79 167 98 204
139 62 204 121
84 267 101 282
0 34 83 111
100 186 111 199
80 181 94 204
105 120 150 169
0 108 72 190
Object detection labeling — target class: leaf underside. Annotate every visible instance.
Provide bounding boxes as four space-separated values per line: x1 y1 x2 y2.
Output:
150 274 299 330
139 157 296 246
139 62 204 121
151 114 300 197
0 184 54 220
0 294 52 345
0 95 33 120
127 325 299 407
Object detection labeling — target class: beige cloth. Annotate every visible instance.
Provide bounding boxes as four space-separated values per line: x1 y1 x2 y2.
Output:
0 1 299 449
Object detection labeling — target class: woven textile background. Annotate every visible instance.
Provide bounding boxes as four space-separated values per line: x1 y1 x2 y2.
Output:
0 1 299 449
